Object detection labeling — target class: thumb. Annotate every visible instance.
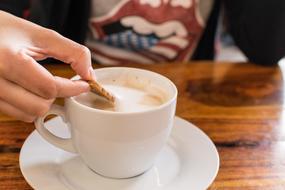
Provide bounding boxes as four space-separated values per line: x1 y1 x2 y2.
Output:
54 76 90 97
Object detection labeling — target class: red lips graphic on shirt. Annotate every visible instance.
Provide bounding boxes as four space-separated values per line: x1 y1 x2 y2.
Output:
87 0 203 64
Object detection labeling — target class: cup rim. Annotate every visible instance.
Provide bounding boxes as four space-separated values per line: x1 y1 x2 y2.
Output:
68 67 178 115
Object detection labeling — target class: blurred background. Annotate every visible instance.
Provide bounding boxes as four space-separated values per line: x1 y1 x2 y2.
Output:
215 9 247 62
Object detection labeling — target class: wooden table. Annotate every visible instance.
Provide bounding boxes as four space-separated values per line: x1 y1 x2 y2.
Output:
1 61 285 189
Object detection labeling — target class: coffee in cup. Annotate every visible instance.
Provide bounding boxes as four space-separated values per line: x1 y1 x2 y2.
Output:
75 73 169 112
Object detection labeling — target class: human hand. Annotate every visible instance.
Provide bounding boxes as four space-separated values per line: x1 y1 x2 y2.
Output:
0 11 93 122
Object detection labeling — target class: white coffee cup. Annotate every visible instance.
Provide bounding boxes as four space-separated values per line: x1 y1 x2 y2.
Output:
35 67 177 179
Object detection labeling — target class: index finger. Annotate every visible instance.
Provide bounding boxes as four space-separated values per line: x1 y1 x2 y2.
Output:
35 29 93 80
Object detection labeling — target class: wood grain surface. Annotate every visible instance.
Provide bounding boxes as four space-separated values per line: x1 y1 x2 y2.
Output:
1 61 285 189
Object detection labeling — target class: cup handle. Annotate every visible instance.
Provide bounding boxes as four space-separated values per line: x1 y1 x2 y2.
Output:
34 104 77 153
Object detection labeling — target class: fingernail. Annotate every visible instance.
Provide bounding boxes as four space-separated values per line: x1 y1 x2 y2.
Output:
89 67 96 80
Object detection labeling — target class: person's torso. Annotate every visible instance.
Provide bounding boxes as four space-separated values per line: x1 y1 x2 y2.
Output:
86 0 213 64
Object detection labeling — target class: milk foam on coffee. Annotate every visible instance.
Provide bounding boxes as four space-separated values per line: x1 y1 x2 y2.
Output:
75 74 169 112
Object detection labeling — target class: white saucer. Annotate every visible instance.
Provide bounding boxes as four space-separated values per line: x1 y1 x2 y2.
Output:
20 116 219 190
